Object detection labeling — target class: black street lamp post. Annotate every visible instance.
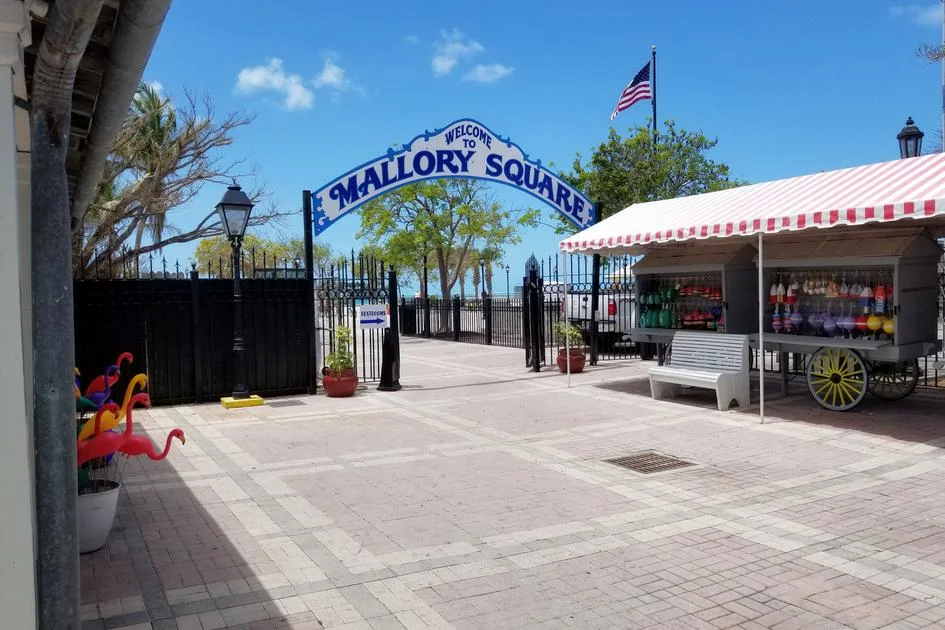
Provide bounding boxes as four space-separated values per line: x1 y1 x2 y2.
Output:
505 265 510 299
898 117 924 159
216 184 255 400
479 257 487 299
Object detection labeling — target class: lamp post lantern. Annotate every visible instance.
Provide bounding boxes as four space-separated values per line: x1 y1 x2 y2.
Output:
216 183 257 404
479 257 487 299
897 117 924 159
505 264 510 298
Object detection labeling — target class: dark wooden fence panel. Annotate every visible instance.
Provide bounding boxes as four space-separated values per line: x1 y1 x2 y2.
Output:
74 274 312 406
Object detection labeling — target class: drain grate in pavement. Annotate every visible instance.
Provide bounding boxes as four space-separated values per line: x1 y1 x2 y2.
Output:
604 451 695 474
267 399 306 408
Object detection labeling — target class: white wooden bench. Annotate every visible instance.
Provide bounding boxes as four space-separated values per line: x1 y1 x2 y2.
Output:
648 332 750 411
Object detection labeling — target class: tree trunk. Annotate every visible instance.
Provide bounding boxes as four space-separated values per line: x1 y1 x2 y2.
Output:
459 269 466 301
436 248 451 332
31 3 106 629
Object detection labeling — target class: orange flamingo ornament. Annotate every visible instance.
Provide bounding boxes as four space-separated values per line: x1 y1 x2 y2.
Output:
76 393 185 466
77 373 148 441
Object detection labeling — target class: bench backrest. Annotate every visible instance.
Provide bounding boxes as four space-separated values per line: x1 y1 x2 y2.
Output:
666 332 749 373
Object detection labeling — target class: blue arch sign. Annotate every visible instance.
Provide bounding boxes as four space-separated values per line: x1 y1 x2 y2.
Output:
312 118 595 235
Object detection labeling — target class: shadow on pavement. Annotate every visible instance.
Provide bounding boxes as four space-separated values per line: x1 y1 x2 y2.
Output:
79 413 324 630
592 373 945 449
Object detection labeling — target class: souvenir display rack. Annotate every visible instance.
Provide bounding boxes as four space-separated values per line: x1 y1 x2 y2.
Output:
762 266 895 342
629 243 759 355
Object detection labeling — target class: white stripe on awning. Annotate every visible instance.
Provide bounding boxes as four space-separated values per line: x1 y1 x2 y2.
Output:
560 152 945 253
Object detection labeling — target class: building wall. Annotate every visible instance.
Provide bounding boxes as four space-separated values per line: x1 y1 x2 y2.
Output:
0 2 37 627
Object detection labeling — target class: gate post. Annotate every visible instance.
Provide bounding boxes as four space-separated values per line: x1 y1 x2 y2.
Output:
452 296 461 341
538 275 547 365
302 190 317 394
528 269 542 372
378 269 402 392
589 203 603 366
191 266 203 402
484 296 493 345
522 278 530 365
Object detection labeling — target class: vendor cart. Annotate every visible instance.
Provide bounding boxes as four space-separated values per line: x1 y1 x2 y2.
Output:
756 227 942 411
559 150 945 421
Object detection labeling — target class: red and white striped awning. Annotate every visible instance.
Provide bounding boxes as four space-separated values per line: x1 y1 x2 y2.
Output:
560 152 945 254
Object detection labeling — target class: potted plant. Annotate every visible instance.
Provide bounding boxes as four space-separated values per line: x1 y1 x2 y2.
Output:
322 325 358 397
77 452 122 554
553 321 587 374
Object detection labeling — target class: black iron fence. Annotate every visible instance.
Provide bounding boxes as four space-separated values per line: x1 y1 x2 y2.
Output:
399 296 524 348
74 256 313 406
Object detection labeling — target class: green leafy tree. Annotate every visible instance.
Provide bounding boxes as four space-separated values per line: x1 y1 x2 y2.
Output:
194 235 331 277
357 179 538 329
558 119 742 230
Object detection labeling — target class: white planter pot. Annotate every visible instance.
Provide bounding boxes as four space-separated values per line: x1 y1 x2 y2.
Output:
77 480 120 554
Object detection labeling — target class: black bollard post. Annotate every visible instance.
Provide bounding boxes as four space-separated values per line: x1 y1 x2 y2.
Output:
378 269 402 391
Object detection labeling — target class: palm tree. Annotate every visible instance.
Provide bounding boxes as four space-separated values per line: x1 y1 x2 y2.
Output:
120 83 179 249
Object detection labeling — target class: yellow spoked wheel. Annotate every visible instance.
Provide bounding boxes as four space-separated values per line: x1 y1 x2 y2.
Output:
806 347 868 411
868 360 919 401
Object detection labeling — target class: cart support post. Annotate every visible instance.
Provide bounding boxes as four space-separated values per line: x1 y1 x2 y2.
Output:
564 251 571 386
758 232 765 425
589 203 603 365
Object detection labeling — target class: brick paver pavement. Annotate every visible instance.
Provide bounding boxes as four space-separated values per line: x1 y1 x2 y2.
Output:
80 338 945 629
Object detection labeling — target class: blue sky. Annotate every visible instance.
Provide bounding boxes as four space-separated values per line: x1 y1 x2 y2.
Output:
145 0 945 291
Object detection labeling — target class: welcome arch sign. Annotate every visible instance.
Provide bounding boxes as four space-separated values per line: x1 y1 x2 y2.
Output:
310 118 596 235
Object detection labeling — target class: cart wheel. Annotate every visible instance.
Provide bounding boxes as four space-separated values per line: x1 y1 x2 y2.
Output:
867 359 919 401
806 347 868 411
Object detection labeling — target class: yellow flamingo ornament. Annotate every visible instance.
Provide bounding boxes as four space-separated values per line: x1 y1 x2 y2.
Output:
77 373 148 441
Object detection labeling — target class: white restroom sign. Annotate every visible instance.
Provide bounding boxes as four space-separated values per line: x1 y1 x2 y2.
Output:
358 304 388 329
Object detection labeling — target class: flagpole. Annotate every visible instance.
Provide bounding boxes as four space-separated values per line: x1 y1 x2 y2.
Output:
651 44 657 144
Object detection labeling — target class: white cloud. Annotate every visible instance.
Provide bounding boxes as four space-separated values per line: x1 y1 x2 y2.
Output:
236 58 313 111
145 80 164 94
891 4 941 27
463 63 514 83
314 58 350 91
432 28 484 76
404 34 419 45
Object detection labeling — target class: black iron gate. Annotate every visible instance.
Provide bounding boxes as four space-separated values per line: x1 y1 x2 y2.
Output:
314 252 395 383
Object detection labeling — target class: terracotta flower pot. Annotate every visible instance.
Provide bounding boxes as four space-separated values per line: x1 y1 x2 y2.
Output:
322 368 358 397
556 348 586 374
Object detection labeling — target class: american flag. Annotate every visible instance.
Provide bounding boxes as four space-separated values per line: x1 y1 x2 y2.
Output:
610 61 652 121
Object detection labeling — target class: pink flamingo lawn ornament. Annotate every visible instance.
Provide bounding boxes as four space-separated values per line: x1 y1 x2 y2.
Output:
76 393 185 466
77 373 148 441
84 352 134 404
